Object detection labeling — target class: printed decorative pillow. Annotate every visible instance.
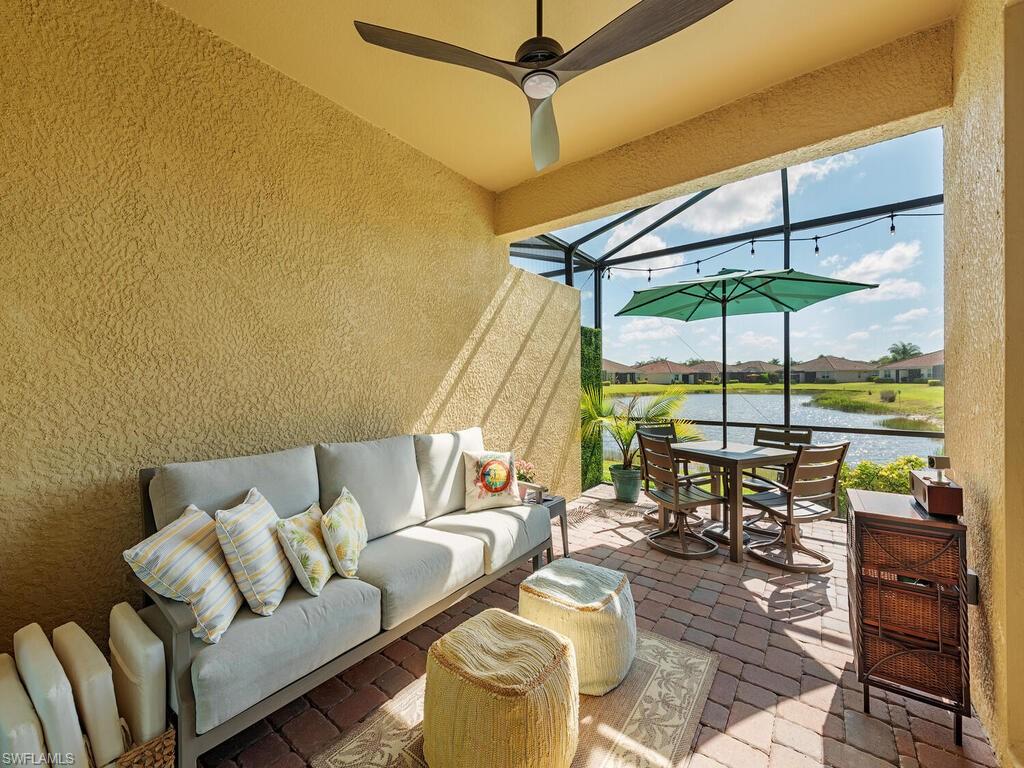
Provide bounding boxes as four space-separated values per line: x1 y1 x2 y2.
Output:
276 504 335 596
463 450 520 512
321 488 368 578
215 488 294 616
123 505 243 644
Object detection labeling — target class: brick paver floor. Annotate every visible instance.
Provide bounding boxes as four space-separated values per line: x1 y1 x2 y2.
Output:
200 485 997 768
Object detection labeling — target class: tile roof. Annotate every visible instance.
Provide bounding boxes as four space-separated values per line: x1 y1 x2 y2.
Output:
728 360 783 373
601 358 638 373
880 349 944 369
634 360 693 374
792 355 876 372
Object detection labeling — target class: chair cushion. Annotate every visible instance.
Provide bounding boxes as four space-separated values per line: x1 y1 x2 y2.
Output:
149 445 318 530
424 504 550 574
189 578 381 734
316 436 426 541
746 491 832 520
356 527 484 629
413 428 484 519
0 653 46 762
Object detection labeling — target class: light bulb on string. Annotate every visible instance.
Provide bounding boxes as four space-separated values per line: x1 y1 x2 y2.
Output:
813 236 820 255
696 261 701 274
647 268 651 283
889 214 896 235
750 240 756 256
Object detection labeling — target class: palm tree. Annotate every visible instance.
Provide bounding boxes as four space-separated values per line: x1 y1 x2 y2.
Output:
580 386 697 470
887 341 922 361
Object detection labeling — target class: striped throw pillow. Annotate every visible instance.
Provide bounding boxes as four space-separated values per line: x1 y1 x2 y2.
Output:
276 504 335 596
215 488 294 616
321 488 368 578
123 506 243 644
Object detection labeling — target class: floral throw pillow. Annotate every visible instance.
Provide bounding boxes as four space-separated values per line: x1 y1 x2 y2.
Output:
463 450 520 512
321 488 368 578
276 504 335 596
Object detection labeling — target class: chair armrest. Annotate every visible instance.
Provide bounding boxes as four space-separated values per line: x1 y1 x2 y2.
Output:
752 476 792 494
139 583 195 634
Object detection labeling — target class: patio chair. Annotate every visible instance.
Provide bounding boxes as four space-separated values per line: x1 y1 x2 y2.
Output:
743 442 850 574
637 432 725 559
742 425 814 491
636 423 721 525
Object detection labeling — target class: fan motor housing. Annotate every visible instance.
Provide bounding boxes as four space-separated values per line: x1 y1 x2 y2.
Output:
515 36 564 64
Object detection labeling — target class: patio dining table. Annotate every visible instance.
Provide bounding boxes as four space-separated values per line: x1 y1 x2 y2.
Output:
669 440 797 563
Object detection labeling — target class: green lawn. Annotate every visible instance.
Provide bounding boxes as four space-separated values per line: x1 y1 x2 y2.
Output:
603 381 943 422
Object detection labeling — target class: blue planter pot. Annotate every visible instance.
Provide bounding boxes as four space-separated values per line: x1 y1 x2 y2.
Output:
609 465 642 503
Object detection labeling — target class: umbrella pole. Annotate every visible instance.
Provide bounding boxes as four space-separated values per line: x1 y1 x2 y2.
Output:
721 299 728 449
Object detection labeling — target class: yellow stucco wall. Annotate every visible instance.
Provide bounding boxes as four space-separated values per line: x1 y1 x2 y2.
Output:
0 0 581 651
493 24 954 240
943 0 1021 764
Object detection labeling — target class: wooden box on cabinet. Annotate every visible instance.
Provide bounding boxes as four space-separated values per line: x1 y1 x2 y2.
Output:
846 489 969 744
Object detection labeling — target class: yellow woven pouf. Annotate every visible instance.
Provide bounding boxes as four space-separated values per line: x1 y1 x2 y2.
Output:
422 608 579 768
519 558 636 695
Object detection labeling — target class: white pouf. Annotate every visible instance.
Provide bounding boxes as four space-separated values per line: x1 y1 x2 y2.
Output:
519 558 636 695
53 622 125 767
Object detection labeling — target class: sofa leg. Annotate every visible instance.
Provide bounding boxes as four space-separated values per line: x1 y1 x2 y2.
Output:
177 726 199 768
531 554 542 571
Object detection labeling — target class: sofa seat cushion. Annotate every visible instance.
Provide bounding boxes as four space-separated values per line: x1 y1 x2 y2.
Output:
356 527 485 630
424 504 551 574
189 578 381 734
316 436 426 541
149 445 318 530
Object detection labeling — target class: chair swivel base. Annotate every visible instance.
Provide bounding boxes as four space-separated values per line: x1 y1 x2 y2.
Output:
744 524 833 574
646 524 718 560
702 521 751 546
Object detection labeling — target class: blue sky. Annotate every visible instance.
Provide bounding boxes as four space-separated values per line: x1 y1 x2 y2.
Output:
517 128 944 365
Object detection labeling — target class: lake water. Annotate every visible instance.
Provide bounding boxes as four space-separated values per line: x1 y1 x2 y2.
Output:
606 393 943 466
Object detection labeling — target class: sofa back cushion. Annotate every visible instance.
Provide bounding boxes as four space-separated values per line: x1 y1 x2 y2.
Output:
315 435 425 541
413 427 484 519
149 445 318 530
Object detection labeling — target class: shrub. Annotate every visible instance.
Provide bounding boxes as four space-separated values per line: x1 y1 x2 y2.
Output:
928 379 942 387
838 455 926 516
880 390 897 403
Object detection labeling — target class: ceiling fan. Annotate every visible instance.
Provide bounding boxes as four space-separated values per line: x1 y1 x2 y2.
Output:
355 0 732 172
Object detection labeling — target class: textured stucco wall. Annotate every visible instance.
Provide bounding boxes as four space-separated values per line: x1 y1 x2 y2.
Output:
944 0 1018 764
493 24 953 240
0 0 581 651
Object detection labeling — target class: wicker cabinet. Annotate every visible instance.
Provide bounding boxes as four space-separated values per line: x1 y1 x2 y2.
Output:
847 489 969 744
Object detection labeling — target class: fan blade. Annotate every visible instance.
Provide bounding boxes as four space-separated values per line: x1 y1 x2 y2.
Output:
552 0 732 76
354 21 526 85
529 96 560 171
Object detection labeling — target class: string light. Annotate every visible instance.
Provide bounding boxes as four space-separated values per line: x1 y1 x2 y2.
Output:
590 209 941 280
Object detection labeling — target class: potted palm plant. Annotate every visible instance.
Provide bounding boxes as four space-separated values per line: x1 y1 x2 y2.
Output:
580 385 693 502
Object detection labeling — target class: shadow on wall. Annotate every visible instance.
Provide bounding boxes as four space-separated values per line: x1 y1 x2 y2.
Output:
415 267 582 499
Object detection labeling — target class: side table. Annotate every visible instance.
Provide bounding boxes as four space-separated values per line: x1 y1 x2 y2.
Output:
542 496 569 563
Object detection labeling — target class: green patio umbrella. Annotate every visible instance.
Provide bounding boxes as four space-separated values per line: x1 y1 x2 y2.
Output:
616 267 877 447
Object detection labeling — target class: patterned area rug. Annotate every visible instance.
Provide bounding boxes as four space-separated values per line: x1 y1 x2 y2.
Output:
312 631 718 768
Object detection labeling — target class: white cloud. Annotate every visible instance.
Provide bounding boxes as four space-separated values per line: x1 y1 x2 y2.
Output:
834 240 922 284
819 254 844 268
601 153 858 249
847 278 926 303
927 328 944 339
737 330 779 348
847 331 870 341
869 324 882 331
617 317 678 343
607 234 688 278
894 307 930 323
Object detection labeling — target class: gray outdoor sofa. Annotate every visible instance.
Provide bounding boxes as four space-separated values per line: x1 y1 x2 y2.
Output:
134 428 553 767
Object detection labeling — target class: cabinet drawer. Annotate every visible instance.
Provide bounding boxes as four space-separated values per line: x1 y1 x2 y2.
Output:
860 576 960 647
862 633 964 704
860 524 960 582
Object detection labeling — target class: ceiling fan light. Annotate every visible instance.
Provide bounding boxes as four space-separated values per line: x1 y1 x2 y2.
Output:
522 71 558 99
